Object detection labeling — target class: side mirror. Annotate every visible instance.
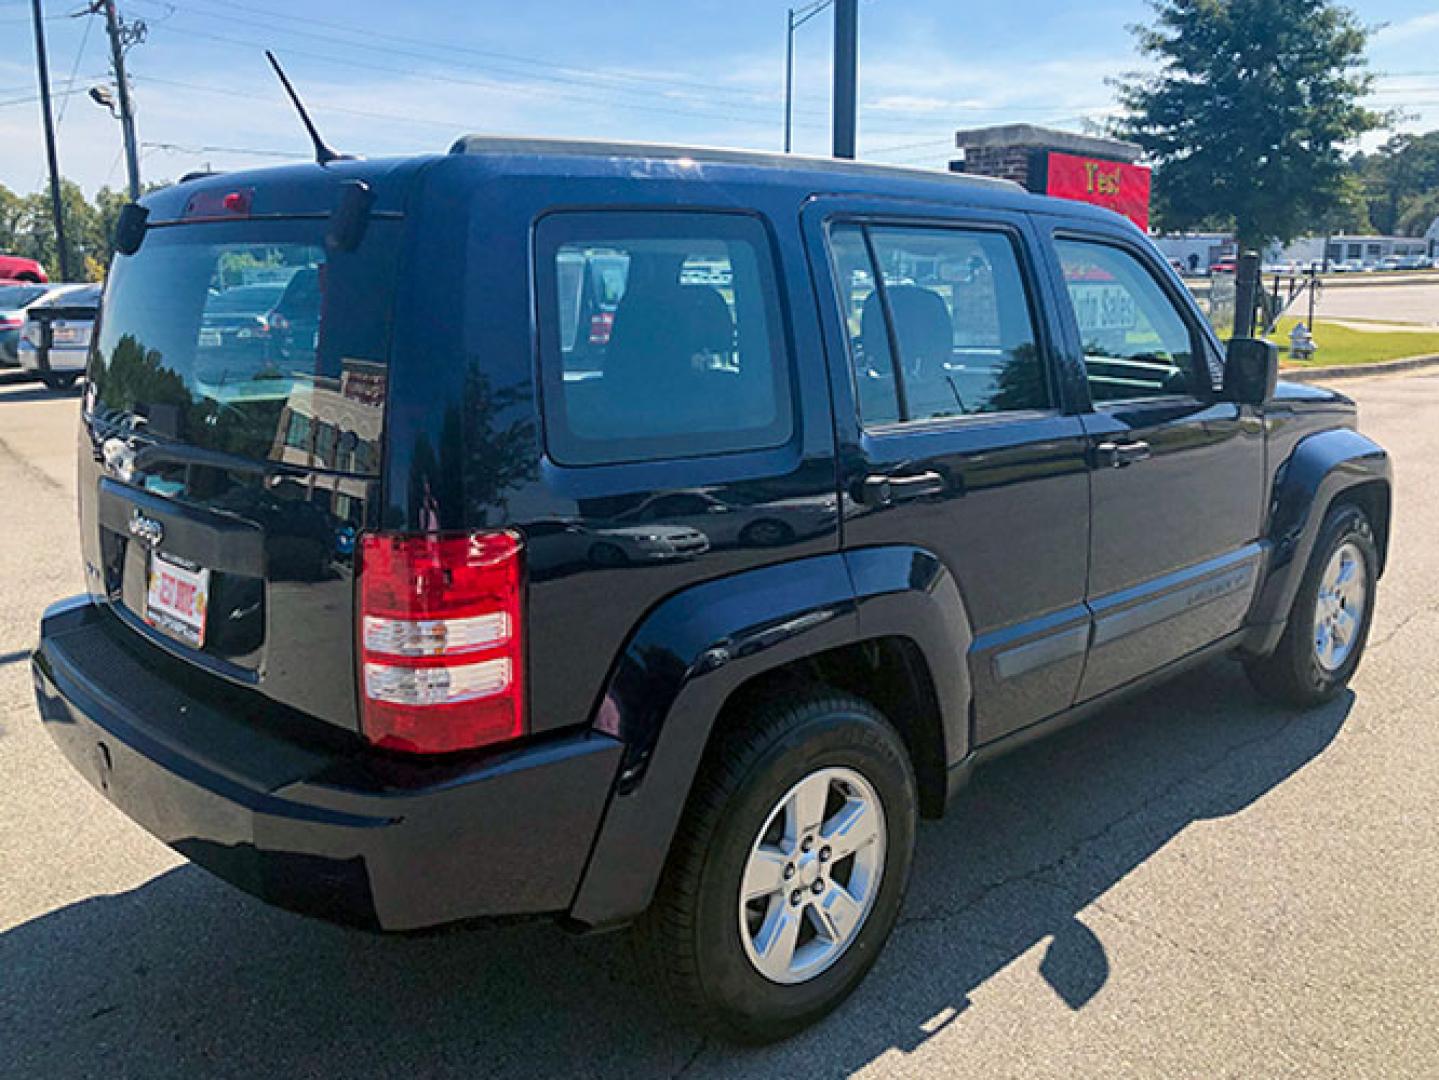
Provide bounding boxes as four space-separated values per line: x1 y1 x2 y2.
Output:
1222 337 1278 406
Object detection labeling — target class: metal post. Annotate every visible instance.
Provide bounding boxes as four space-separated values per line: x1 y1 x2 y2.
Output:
783 9 795 154
832 0 857 159
29 0 71 282
1234 251 1261 339
102 0 141 199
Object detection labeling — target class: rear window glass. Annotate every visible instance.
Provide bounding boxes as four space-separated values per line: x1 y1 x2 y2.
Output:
536 212 793 466
88 219 399 472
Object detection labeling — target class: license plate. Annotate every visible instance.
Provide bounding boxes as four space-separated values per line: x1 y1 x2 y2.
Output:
145 555 210 648
198 329 221 348
52 324 86 344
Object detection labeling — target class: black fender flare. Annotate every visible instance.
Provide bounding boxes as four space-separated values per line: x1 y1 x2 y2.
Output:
567 546 973 929
1245 427 1391 655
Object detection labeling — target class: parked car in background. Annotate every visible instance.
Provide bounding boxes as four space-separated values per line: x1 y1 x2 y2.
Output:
1377 257 1402 272
1209 257 1237 274
0 282 54 367
0 255 48 283
196 281 289 376
18 283 101 389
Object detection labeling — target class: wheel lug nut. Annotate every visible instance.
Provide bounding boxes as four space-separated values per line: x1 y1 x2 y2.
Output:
819 846 831 862
790 889 802 906
801 837 813 853
811 879 824 895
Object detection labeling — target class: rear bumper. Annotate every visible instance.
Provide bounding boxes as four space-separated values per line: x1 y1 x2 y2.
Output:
33 598 623 931
18 341 86 374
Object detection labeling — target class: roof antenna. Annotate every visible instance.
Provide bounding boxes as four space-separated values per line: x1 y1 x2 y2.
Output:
265 50 352 165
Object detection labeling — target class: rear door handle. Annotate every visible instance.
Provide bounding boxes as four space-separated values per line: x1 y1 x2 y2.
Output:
1095 440 1152 468
860 470 946 506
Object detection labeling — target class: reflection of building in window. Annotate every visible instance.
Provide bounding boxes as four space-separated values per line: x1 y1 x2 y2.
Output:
266 358 385 523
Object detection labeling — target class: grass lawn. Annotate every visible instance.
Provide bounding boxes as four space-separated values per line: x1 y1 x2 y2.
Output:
1266 317 1439 369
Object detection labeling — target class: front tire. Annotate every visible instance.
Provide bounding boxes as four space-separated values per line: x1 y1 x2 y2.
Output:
636 690 917 1043
1245 502 1378 706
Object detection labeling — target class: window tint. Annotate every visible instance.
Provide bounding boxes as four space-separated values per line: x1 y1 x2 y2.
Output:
538 213 792 466
829 223 1049 426
1055 239 1203 402
89 220 399 472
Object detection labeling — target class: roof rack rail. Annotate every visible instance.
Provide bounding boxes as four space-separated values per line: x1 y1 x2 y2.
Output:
447 135 1022 191
179 170 223 184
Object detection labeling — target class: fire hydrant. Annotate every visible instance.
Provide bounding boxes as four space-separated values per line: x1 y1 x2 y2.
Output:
1289 322 1317 360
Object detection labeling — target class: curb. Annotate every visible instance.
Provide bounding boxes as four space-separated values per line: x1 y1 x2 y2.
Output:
1280 354 1439 382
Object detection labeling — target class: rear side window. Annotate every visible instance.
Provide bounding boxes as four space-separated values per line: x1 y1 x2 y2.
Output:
536 212 792 466
828 222 1049 427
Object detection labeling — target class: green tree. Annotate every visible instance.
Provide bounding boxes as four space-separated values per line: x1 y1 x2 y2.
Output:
1353 131 1439 235
1116 0 1383 251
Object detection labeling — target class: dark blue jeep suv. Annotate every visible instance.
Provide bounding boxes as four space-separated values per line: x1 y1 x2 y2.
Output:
33 138 1391 1041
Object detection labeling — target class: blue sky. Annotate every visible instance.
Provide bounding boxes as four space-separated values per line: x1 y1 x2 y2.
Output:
2 0 1437 195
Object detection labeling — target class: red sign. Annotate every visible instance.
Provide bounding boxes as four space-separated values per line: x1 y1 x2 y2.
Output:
1044 151 1152 231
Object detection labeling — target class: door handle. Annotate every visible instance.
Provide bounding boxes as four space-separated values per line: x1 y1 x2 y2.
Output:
1095 440 1152 468
860 470 946 506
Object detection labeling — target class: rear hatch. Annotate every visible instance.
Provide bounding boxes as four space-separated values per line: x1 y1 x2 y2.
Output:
80 168 409 733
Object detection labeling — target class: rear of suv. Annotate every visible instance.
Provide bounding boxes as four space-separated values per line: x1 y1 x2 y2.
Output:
34 140 1390 1042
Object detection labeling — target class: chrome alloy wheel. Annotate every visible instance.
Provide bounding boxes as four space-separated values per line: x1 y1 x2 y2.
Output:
738 766 886 985
1314 540 1368 672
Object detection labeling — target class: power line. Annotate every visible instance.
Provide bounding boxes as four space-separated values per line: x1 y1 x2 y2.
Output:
132 0 837 127
155 0 829 117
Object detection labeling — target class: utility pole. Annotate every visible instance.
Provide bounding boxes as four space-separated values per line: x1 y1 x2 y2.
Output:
832 0 857 159
97 0 142 199
30 0 71 281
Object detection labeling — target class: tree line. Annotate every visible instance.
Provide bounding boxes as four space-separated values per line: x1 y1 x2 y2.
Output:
0 179 161 283
1120 0 1439 250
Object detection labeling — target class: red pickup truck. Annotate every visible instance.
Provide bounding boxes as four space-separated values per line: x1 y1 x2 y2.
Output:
0 256 48 283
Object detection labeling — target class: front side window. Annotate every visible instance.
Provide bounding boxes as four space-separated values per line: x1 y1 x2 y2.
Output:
1055 239 1204 403
828 222 1050 427
537 212 792 467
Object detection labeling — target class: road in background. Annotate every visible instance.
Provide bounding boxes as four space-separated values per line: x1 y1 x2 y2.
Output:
1310 281 1439 326
1 374 1437 1079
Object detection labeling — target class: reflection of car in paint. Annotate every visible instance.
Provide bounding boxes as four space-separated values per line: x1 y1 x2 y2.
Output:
611 490 837 549
585 523 709 565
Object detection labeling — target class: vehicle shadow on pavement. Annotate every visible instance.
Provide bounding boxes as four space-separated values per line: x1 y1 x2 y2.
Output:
0 661 1350 1079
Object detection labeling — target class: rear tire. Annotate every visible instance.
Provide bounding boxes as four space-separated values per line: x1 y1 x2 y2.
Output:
1245 503 1377 706
636 689 917 1043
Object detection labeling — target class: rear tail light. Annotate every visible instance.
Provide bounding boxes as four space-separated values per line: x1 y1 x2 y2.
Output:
358 531 525 754
588 310 615 345
0 315 21 330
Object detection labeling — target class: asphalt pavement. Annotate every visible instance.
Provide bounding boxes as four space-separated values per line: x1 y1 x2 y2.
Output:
1 372 1436 1079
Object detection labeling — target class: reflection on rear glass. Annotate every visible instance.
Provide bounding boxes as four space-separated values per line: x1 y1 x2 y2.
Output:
88 221 398 474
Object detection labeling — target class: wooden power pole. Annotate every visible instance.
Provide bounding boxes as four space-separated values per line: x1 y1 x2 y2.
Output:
29 0 72 281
